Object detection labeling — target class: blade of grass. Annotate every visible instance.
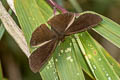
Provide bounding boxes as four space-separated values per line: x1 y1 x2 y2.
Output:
100 45 120 77
53 36 85 80
75 32 120 80
14 0 60 80
0 23 5 40
35 0 53 21
37 0 91 79
60 1 95 78
83 11 120 48
14 0 120 80
35 0 96 79
7 0 16 14
71 36 94 79
14 0 90 80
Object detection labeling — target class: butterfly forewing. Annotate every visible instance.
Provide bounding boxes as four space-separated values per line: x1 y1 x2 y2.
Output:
29 39 58 73
29 12 102 73
65 13 102 35
30 24 56 47
47 13 75 34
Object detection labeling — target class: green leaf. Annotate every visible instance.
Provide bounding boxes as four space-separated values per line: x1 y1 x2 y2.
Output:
75 32 120 80
0 23 5 40
14 0 51 46
53 36 85 80
14 0 120 80
83 11 120 48
14 0 90 79
0 62 2 80
14 0 59 79
100 45 120 77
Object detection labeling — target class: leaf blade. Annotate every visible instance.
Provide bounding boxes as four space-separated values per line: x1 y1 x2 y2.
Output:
83 11 120 48
75 32 120 80
0 23 5 40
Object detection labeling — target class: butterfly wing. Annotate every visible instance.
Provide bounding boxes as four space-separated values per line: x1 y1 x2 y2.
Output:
47 13 75 34
30 24 56 47
65 13 102 35
29 39 58 73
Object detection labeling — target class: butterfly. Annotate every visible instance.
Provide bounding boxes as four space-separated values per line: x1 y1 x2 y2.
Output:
29 12 102 73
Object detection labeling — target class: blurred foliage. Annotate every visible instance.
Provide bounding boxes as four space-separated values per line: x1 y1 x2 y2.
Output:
0 31 42 80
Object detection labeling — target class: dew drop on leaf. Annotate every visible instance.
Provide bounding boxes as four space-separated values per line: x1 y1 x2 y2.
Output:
60 50 64 53
76 73 80 76
55 59 58 62
108 77 112 80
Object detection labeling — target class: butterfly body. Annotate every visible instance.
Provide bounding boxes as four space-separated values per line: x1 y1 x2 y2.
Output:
56 34 65 42
51 26 65 42
29 12 102 73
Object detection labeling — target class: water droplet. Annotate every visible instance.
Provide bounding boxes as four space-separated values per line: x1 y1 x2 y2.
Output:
47 66 49 69
98 58 102 61
108 77 111 80
66 56 71 60
55 77 58 80
48 61 51 65
61 50 64 53
106 73 109 76
93 65 96 70
76 73 80 76
66 56 73 62
55 59 58 62
65 48 71 53
50 65 52 68
68 48 71 52
70 59 73 62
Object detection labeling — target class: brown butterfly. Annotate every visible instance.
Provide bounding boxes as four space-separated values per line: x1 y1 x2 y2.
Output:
29 13 102 73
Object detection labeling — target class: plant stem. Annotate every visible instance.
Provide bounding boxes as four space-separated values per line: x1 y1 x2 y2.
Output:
47 0 68 13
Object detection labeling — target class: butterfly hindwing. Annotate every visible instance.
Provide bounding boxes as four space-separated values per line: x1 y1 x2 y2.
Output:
65 13 102 35
29 13 102 73
29 39 58 73
30 24 56 46
47 13 75 34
